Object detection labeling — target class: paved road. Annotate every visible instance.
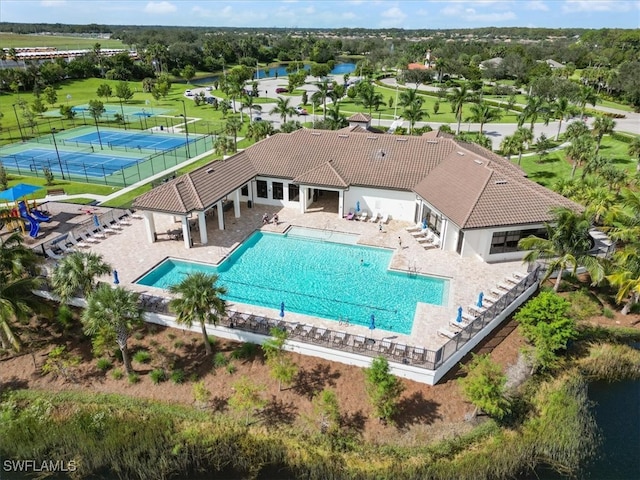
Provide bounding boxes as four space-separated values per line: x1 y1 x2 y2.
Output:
185 75 638 150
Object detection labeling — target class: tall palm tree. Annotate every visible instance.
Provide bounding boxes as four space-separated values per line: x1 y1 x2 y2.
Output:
592 116 616 155
518 96 547 138
326 104 348 130
500 134 520 162
82 284 143 374
169 272 227 355
269 97 296 124
312 80 332 121
551 97 573 141
247 119 274 142
628 137 640 173
518 207 604 292
398 88 423 109
448 84 472 134
87 99 105 149
356 83 384 116
0 231 41 278
576 85 598 116
512 127 533 165
564 121 590 142
51 251 112 304
224 116 243 152
567 134 596 179
466 102 501 135
242 94 262 123
403 102 429 134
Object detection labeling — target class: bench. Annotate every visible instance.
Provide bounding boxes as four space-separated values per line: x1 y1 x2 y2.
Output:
46 188 65 196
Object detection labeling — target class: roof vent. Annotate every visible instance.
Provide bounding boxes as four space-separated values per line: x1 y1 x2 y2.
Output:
338 134 349 138
495 180 508 185
474 159 483 165
311 132 321 136
426 140 438 144
396 137 408 142
206 168 214 174
457 151 465 156
366 136 378 140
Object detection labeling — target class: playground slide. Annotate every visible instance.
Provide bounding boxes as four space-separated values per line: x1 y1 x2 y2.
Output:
29 208 51 222
17 201 41 238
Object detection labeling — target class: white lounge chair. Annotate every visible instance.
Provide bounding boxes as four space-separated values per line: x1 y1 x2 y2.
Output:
380 212 389 224
125 209 143 220
80 232 100 244
67 235 90 249
369 211 380 223
438 328 459 339
358 210 369 222
405 223 422 232
45 248 64 260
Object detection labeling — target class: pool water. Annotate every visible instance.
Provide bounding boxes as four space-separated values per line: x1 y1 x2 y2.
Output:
137 231 448 334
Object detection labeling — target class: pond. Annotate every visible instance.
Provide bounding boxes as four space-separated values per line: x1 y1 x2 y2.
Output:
192 62 357 85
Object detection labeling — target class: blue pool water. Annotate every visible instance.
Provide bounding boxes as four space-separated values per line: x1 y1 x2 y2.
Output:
137 231 448 334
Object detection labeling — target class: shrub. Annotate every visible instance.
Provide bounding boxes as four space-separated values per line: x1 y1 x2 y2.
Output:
96 358 112 372
226 363 237 375
174 340 185 349
208 336 218 350
171 369 185 384
212 352 228 369
128 373 140 384
133 331 144 341
231 343 258 360
602 308 615 319
111 369 124 380
193 381 211 404
568 289 601 321
133 350 152 364
150 369 166 384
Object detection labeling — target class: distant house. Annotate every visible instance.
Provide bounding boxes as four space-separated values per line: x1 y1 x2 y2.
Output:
133 128 579 263
479 57 503 70
544 59 564 69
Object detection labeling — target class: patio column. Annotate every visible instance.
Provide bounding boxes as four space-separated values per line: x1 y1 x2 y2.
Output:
299 186 307 213
143 211 156 243
338 190 344 218
198 211 207 245
216 200 225 230
233 189 240 218
181 216 191 249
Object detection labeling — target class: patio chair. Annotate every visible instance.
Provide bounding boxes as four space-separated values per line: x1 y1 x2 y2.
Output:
393 343 407 358
405 223 422 232
79 232 100 244
369 211 380 223
353 335 366 350
380 212 390 224
125 209 143 220
437 328 459 339
332 331 347 346
345 208 356 220
45 248 64 260
449 318 469 330
358 210 369 222
67 235 90 249
379 340 392 354
411 346 425 363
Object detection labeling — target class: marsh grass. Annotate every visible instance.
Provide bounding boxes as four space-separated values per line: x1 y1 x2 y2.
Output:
578 343 640 381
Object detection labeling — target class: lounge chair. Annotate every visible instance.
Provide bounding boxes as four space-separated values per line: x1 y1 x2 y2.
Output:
345 208 356 220
125 208 143 220
437 328 459 339
405 223 422 232
449 318 469 330
45 248 64 260
411 346 425 362
393 343 407 358
380 212 389 224
79 232 100 244
358 210 369 222
369 211 380 223
67 235 90 249
379 340 392 354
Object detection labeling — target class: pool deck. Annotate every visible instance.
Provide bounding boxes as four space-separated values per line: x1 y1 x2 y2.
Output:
81 201 525 352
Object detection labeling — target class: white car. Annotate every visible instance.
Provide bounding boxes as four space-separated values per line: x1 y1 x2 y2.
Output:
205 86 213 91
185 90 193 96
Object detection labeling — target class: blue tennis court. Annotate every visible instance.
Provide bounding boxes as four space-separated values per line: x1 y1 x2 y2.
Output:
0 147 141 178
66 130 188 151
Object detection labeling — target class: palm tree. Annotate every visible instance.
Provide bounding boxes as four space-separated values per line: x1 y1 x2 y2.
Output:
326 104 348 130
0 231 41 278
242 94 262 123
87 99 106 149
518 96 547 138
466 102 501 135
448 84 472 134
500 134 520 162
551 97 573 141
213 136 235 156
247 119 275 141
564 121 590 142
398 88 423 109
169 272 227 355
576 85 598 116
356 84 384 116
566 134 596 179
606 247 640 315
592 116 616 155
82 284 143 374
403 102 429 134
51 251 112 304
269 97 296 124
312 80 332 120
518 207 604 292
512 127 533 165
628 137 640 173
224 116 243 152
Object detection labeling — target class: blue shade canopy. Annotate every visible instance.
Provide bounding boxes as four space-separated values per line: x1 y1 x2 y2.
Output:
0 184 42 202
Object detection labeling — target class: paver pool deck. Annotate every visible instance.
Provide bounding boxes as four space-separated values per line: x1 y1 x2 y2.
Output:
85 198 525 352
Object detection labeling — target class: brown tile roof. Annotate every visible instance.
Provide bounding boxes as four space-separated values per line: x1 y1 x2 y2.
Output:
347 113 371 123
134 129 579 229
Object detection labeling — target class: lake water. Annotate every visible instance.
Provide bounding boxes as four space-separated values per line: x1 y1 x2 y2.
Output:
192 62 357 85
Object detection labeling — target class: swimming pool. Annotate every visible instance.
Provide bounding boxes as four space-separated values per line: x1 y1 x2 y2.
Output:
136 230 448 334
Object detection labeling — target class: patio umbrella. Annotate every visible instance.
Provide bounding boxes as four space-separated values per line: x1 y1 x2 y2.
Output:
279 301 285 318
369 314 376 330
356 201 361 213
0 183 42 202
93 214 100 228
421 218 427 230
477 292 484 308
113 270 120 285
456 306 463 324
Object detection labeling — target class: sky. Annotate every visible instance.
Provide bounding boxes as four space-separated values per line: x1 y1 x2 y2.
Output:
1 0 638 29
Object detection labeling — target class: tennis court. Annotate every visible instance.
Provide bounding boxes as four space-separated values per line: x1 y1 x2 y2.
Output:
0 146 145 178
65 129 189 151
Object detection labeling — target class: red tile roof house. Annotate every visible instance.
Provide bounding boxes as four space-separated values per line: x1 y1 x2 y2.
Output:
133 124 578 264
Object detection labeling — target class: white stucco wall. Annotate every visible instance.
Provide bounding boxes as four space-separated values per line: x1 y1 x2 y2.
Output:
345 186 416 222
462 224 545 263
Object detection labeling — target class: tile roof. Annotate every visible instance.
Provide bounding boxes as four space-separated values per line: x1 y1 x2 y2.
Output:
134 129 580 229
347 113 372 123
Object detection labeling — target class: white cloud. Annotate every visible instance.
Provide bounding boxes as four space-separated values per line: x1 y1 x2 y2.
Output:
525 1 549 11
144 1 176 14
40 0 66 6
441 5 462 16
304 5 315 14
562 0 634 12
379 6 408 26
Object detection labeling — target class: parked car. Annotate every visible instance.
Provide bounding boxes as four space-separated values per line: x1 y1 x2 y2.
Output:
295 106 308 115
185 90 193 96
275 87 288 94
244 89 258 97
205 86 213 91
253 116 263 122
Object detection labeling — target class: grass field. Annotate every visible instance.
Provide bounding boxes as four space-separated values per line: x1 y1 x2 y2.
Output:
0 32 125 49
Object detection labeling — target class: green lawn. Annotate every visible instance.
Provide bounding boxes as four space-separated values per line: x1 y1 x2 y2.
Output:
0 33 125 49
